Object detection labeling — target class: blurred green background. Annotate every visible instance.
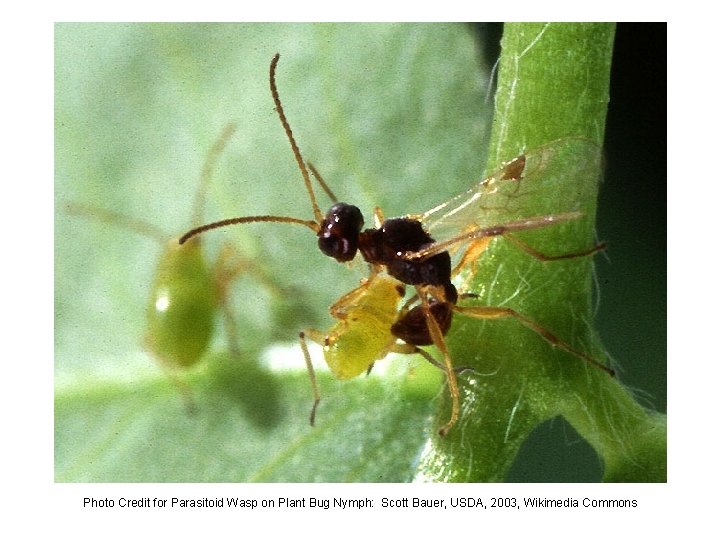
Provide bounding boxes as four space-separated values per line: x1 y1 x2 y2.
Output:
54 23 665 482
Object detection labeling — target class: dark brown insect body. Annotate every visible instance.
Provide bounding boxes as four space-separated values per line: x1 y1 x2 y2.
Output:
317 204 459 348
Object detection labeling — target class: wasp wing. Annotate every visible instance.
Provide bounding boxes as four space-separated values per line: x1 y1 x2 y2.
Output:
414 138 602 246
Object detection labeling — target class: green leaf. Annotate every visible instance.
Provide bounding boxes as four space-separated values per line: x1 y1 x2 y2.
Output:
55 23 491 482
55 351 437 482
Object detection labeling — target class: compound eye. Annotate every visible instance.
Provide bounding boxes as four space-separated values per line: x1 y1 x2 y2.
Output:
318 233 356 262
317 203 364 262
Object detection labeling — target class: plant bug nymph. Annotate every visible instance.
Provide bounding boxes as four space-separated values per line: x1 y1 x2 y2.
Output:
68 123 282 410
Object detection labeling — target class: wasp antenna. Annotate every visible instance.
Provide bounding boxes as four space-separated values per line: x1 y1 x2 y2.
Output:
307 161 338 204
178 214 319 245
270 54 323 223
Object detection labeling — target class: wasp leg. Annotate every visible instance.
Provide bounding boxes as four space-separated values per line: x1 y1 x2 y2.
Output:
503 233 606 261
391 342 473 374
299 330 326 426
452 305 615 376
414 290 461 437
451 236 493 279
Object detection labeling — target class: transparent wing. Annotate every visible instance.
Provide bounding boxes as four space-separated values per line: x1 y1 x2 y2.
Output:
414 138 602 244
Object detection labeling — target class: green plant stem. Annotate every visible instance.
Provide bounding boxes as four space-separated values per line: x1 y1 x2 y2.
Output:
416 23 666 482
